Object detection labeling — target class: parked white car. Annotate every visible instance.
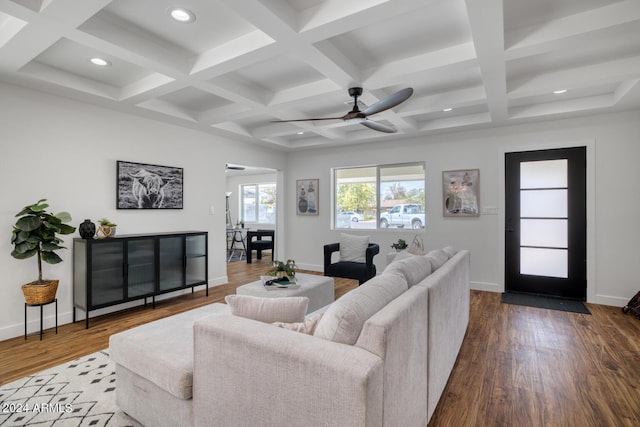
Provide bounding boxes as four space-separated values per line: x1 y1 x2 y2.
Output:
338 211 364 222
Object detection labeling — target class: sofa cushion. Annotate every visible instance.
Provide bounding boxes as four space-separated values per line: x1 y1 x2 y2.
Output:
384 253 432 287
109 303 230 400
339 233 369 262
443 246 458 258
225 295 308 323
425 249 449 271
314 272 408 345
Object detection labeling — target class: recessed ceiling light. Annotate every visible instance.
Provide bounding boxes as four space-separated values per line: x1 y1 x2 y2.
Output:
90 57 111 67
443 107 453 112
169 7 195 22
553 89 568 94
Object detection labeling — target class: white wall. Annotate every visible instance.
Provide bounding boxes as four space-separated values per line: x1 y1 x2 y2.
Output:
0 83 285 340
285 110 640 307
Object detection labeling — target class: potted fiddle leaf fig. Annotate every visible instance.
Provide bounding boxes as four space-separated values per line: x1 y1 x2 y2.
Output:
10 199 76 304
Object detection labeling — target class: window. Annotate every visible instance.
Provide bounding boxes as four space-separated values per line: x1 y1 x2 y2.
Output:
334 163 425 229
241 183 276 224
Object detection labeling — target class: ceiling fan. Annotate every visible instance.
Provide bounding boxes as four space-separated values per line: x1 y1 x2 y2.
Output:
272 87 413 133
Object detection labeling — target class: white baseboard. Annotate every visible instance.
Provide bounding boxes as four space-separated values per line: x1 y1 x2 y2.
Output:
471 281 502 293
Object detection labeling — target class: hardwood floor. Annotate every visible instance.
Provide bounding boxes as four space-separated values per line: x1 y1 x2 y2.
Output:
2 261 640 426
429 291 640 427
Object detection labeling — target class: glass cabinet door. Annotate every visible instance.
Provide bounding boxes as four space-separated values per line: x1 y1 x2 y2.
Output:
159 236 184 291
127 238 155 298
91 240 124 306
186 234 207 286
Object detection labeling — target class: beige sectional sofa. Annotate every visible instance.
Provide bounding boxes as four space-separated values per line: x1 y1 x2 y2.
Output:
109 248 470 427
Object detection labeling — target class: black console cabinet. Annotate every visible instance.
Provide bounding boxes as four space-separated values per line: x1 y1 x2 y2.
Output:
73 231 208 328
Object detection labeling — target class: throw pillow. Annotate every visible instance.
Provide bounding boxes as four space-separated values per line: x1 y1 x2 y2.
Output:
273 312 324 335
384 253 432 287
339 233 369 263
225 295 309 323
314 272 408 345
425 249 449 271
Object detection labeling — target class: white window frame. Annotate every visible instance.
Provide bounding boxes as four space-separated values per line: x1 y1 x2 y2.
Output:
332 162 426 230
240 182 276 225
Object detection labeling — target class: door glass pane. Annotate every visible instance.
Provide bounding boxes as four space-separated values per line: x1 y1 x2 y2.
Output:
91 242 123 305
521 247 568 278
159 237 183 291
128 239 155 298
521 159 567 189
520 219 567 248
521 189 567 217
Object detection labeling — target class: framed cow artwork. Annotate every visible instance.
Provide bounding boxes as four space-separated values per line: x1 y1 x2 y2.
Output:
117 161 183 209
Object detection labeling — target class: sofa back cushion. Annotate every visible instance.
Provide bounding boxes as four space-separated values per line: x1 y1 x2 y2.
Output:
314 272 408 345
425 249 449 271
384 253 432 287
225 295 309 323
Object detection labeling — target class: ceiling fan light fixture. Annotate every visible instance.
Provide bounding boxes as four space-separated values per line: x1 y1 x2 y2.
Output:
169 7 196 23
345 117 366 124
90 57 111 67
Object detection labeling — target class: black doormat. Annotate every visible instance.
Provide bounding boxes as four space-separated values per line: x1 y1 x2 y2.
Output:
501 292 591 314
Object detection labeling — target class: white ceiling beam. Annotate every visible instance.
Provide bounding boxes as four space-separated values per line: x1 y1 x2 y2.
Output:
465 0 507 122
0 0 110 71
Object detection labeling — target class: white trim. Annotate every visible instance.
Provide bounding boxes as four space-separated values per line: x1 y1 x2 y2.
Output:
498 139 596 302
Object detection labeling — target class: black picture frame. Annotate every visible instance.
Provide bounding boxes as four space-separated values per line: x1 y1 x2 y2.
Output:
117 160 183 209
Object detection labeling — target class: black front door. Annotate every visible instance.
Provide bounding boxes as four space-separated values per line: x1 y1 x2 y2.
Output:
505 147 586 300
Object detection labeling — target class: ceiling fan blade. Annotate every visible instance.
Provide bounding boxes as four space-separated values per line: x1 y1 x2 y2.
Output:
361 120 397 133
362 87 413 117
270 117 344 123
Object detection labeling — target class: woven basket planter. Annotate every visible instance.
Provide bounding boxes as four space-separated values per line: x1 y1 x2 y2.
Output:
22 279 59 305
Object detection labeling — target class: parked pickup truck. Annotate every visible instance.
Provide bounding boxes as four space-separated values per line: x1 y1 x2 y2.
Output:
379 204 425 229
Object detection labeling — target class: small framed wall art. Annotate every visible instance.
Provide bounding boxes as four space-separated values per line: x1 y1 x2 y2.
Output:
296 178 318 215
117 160 183 209
442 169 479 217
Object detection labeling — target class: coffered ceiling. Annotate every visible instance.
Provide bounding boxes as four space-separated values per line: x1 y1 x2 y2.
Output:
1 0 639 151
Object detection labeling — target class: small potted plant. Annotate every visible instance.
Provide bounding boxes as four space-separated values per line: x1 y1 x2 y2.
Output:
10 199 76 304
267 259 297 280
97 218 117 238
391 238 408 252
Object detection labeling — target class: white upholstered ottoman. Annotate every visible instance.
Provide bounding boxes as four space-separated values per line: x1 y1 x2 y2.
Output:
236 273 335 313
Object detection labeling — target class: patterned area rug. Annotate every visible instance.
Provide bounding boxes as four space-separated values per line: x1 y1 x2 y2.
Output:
0 350 139 426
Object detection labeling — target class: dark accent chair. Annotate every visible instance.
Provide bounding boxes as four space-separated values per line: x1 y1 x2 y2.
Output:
323 243 380 285
246 229 274 264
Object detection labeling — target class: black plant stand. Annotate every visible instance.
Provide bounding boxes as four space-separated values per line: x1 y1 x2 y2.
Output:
25 298 58 340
